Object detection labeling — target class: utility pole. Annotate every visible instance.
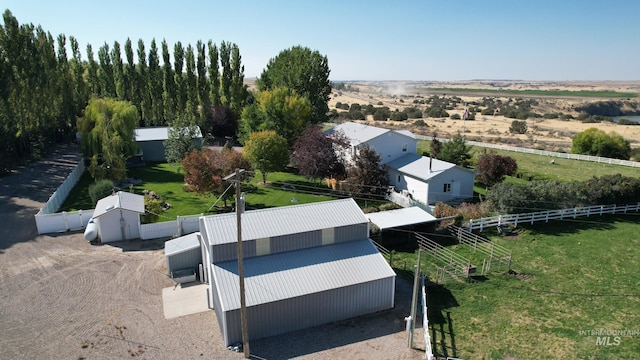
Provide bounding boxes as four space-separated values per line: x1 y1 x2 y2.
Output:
225 168 250 358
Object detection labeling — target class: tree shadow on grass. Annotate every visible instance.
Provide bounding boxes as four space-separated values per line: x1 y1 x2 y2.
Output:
426 281 460 359
482 214 637 238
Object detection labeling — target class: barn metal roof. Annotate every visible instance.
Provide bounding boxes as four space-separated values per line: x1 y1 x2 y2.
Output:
165 232 201 257
386 153 457 181
200 198 368 246
211 238 395 311
365 207 438 230
93 191 145 218
326 122 415 146
134 126 203 142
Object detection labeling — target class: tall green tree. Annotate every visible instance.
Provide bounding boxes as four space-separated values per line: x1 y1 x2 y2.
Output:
124 38 138 109
239 87 311 146
111 40 126 99
97 43 116 97
230 43 246 115
259 46 331 124
86 44 100 97
173 41 186 116
69 36 88 112
196 40 211 125
184 44 198 123
148 39 163 125
161 39 176 122
137 39 151 125
77 98 139 181
56 34 75 131
219 41 232 106
207 40 221 108
243 130 289 184
438 133 473 167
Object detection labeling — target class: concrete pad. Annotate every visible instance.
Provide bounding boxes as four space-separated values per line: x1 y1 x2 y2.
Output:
162 283 211 319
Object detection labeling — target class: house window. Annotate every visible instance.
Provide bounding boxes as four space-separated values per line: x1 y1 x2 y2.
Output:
443 183 451 193
397 175 401 182
402 144 408 152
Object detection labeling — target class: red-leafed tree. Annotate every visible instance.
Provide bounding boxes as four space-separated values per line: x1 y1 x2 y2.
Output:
291 126 349 183
475 151 518 187
181 148 251 205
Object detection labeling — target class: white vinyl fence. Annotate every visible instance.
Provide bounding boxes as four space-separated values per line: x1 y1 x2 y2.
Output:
467 203 640 231
139 214 202 240
421 276 434 360
35 209 95 234
35 160 90 234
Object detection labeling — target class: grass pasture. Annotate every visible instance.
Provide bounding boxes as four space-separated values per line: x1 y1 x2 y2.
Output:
387 214 640 359
418 140 640 183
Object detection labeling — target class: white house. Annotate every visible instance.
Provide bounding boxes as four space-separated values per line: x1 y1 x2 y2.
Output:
387 153 475 205
134 126 203 162
91 191 145 243
328 122 474 205
327 122 417 165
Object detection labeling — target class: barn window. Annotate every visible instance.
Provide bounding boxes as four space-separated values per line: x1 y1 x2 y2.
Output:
402 144 408 152
256 237 270 256
397 175 401 182
322 228 335 245
443 183 451 193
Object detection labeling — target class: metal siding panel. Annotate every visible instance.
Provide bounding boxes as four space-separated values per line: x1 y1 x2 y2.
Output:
200 199 368 247
167 248 202 274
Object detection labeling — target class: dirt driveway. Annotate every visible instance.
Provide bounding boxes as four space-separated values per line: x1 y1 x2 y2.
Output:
0 145 426 360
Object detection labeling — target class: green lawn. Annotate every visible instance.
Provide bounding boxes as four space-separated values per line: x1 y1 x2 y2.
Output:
386 215 640 359
61 163 347 218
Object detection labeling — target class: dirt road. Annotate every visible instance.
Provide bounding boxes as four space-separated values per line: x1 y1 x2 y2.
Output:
0 145 426 360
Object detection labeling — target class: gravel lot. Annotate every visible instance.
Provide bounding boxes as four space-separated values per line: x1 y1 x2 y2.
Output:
0 145 426 360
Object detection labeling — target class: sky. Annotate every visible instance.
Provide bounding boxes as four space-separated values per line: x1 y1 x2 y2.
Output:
3 0 640 81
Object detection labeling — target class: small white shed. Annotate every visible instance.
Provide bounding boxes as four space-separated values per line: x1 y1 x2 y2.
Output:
92 191 145 243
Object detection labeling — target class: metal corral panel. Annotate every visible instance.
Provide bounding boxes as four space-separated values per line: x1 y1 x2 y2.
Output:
211 238 395 312
165 233 202 275
199 198 368 247
221 274 395 346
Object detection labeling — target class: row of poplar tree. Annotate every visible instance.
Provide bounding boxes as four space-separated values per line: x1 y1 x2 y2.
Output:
0 9 246 174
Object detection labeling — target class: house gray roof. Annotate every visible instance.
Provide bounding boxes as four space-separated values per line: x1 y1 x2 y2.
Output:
165 232 201 257
386 153 458 181
211 238 395 311
327 122 415 146
199 198 368 246
365 206 438 230
93 191 145 218
134 126 203 142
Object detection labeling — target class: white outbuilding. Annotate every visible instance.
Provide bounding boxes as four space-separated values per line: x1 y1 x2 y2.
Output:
91 191 145 243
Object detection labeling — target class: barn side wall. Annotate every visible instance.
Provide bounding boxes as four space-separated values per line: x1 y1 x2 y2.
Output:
221 276 396 346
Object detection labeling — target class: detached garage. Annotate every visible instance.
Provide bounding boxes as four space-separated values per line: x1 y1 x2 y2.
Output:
92 191 145 243
134 126 203 162
198 198 396 346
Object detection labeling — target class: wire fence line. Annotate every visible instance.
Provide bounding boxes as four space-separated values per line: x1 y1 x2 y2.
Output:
414 135 640 168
